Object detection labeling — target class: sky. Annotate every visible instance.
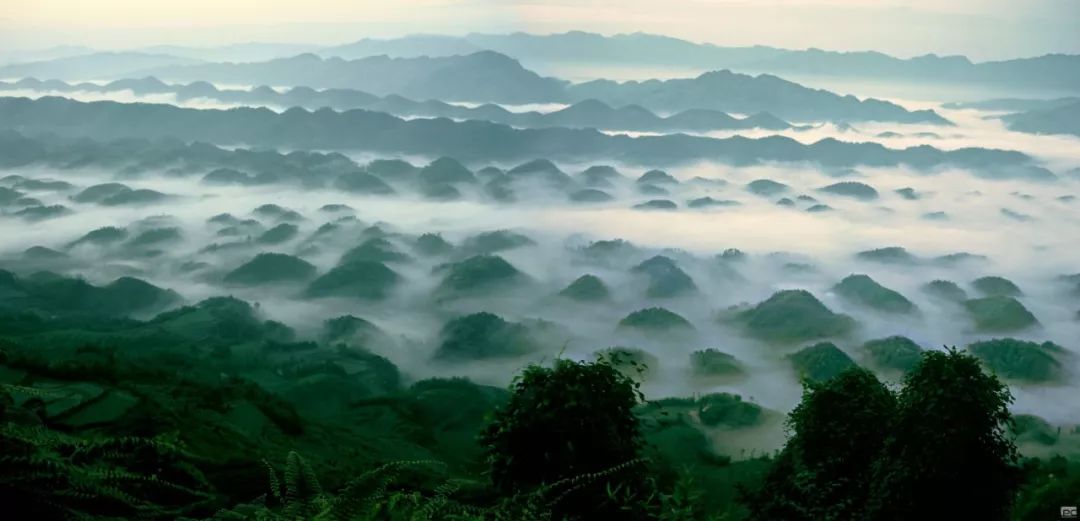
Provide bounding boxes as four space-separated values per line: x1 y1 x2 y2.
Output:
1 0 1078 60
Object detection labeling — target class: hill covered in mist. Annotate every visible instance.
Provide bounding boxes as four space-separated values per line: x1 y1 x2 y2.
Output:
320 31 1080 94
0 77 798 133
0 51 949 124
1002 99 1080 137
0 97 1028 170
3 19 1080 521
564 70 948 123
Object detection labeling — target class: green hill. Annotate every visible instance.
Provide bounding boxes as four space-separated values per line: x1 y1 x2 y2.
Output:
305 261 401 300
968 338 1066 382
731 289 855 344
788 342 858 383
861 336 924 373
559 274 611 301
964 296 1039 332
833 274 917 314
618 307 694 332
224 253 317 285
434 312 537 361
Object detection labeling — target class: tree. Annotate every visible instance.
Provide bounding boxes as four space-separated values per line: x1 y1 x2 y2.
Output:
480 358 648 520
867 348 1022 520
1012 456 1080 521
742 367 896 520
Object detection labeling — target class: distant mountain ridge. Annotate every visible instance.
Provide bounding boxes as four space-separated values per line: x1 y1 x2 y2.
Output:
943 97 1080 112
0 96 1029 172
565 70 948 124
321 31 1080 94
0 51 203 80
941 95 1080 137
138 42 320 63
0 51 945 124
137 51 568 105
7 32 1077 96
0 77 797 133
1001 100 1080 137
0 45 96 66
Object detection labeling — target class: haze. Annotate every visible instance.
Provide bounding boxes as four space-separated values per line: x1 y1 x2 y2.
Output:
2 3 1079 518
3 0 1078 60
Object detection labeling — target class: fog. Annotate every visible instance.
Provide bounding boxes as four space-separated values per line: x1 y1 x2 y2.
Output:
6 81 1079 172
2 130 1078 433
1 29 1079 460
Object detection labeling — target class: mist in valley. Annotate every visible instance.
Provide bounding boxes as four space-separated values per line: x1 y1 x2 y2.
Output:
3 149 1078 421
2 4 1080 518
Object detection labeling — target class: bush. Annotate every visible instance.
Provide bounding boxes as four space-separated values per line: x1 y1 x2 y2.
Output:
481 358 648 520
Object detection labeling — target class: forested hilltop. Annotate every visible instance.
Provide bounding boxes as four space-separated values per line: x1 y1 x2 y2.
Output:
0 280 1075 520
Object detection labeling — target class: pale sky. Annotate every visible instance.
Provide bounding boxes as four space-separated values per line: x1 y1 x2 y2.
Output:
1 0 1078 60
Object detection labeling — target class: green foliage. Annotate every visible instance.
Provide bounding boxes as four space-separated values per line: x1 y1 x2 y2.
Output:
967 338 1066 382
630 256 697 298
972 275 1024 297
128 226 182 248
421 182 462 200
964 296 1039 332
577 239 637 263
272 451 326 518
696 393 765 429
461 230 535 254
71 182 130 203
743 368 895 521
147 296 294 345
253 204 302 221
618 307 694 332
1012 457 1080 521
224 253 317 285
220 456 493 521
689 349 745 379
434 255 524 297
257 223 299 245
414 233 453 256
787 342 858 383
481 358 648 520
390 378 509 469
305 261 401 300
0 285 1058 521
367 158 418 179
559 274 610 301
861 336 924 373
0 269 181 317
434 312 537 361
1010 414 1061 446
0 420 218 520
731 289 855 344
340 238 412 265
867 348 1022 520
320 315 386 347
832 274 917 314
594 346 656 381
69 225 128 247
418 157 475 186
